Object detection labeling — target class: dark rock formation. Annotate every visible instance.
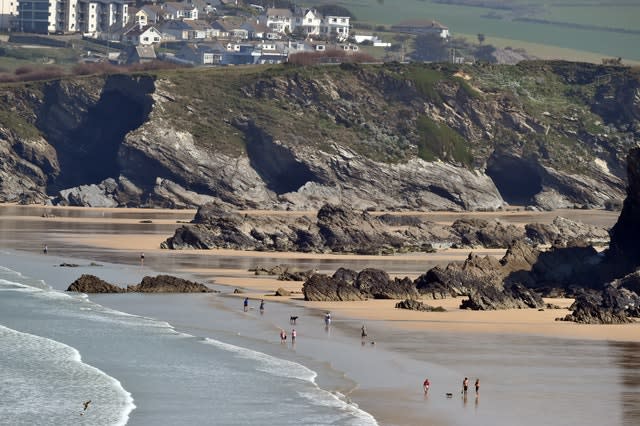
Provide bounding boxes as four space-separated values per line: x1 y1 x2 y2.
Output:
525 216 609 246
128 275 213 293
66 274 212 293
354 269 419 299
461 283 544 310
395 299 446 312
451 218 523 248
302 274 367 301
557 286 636 324
67 274 125 293
609 147 640 272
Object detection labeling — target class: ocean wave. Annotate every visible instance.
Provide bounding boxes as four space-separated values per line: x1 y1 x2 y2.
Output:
0 324 135 426
202 337 318 382
201 337 378 425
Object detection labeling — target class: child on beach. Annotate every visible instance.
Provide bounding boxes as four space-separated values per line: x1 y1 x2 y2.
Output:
259 299 264 314
423 378 430 394
291 328 296 343
475 378 480 395
463 377 469 394
243 297 249 312
280 329 287 343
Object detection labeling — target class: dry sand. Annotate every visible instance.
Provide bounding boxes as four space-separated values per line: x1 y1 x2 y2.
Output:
6 205 637 343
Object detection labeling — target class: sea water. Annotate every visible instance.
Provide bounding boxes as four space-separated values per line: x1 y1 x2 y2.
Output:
0 260 377 426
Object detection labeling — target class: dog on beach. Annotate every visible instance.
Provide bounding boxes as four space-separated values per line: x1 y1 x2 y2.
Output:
290 316 298 324
445 393 453 398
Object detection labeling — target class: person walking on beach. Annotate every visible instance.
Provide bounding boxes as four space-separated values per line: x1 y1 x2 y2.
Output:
475 378 480 395
291 328 297 343
140 252 144 265
324 312 331 327
43 244 48 255
462 377 469 394
243 297 249 312
423 378 430 394
259 299 265 315
280 329 287 343
361 324 367 339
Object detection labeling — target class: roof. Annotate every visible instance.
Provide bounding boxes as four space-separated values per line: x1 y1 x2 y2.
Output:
266 8 292 17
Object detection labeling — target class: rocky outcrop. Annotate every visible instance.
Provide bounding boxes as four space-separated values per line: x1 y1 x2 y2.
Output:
451 218 522 248
355 269 419 299
66 274 213 293
609 147 640 272
1 62 636 209
67 274 125 293
525 216 609 246
557 286 638 324
162 202 464 254
127 275 212 293
395 299 446 312
302 274 367 301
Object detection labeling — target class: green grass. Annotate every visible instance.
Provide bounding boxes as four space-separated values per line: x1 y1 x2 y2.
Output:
304 0 640 61
415 115 472 166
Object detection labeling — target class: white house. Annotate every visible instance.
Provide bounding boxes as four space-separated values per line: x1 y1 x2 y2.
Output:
390 20 450 39
163 2 198 20
264 8 292 33
262 8 350 41
122 25 162 45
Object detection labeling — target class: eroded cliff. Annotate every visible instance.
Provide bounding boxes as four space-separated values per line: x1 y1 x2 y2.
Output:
0 61 637 210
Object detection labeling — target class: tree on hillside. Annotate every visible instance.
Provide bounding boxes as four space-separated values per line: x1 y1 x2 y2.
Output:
412 34 449 62
477 33 485 45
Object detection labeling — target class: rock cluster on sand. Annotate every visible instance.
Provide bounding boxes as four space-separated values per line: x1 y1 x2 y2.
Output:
67 274 213 293
162 202 609 255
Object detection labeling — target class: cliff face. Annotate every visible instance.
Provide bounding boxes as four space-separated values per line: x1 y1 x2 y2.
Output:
0 61 637 210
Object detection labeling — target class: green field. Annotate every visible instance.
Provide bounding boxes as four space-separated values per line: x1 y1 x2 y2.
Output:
309 0 640 61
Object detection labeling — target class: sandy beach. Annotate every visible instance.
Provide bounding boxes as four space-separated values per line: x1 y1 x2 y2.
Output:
3 203 636 344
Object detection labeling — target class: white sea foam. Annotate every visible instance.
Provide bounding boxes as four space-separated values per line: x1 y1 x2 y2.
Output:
0 325 135 426
202 337 378 425
203 337 318 382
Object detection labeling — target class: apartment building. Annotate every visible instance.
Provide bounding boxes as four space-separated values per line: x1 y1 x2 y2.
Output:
14 0 127 34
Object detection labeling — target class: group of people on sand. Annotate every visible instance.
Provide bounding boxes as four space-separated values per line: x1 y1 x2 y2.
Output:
423 377 480 397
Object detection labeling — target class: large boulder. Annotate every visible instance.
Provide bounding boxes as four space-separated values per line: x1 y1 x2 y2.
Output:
127 275 213 293
395 299 445 311
67 274 125 293
558 287 636 324
525 216 609 246
302 274 367 301
451 218 523 248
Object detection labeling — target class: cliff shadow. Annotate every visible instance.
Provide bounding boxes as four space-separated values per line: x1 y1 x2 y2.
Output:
240 120 322 195
39 75 155 193
486 154 542 205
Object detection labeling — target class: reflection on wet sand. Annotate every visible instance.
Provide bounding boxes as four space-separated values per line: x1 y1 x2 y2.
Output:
612 341 640 425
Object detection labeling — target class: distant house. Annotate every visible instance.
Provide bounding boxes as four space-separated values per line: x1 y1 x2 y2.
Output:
262 8 350 41
265 8 293 33
124 45 157 64
122 25 163 45
390 20 450 39
161 19 213 40
163 2 199 20
177 42 224 64
140 5 166 24
240 21 272 40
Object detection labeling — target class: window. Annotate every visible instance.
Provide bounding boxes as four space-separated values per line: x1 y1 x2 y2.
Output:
143 37 148 41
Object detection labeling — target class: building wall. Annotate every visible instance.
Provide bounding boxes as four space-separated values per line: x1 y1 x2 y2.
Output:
15 0 126 34
0 0 19 31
